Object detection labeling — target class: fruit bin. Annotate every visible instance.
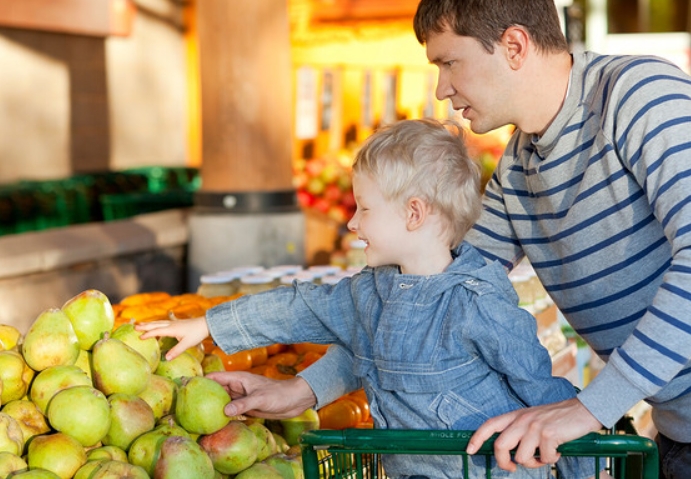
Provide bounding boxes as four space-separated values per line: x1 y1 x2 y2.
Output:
300 428 659 479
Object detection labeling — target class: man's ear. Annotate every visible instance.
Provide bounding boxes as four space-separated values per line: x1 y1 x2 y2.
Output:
406 197 427 231
501 25 529 70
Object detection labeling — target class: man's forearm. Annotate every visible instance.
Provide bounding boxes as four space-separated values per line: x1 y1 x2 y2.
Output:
297 344 360 408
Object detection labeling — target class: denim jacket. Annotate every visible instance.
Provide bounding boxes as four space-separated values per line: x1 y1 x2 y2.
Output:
207 242 592 478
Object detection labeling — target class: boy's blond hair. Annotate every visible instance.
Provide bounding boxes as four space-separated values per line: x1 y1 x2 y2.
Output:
352 118 482 248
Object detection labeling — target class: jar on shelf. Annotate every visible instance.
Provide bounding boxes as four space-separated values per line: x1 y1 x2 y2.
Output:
346 239 367 269
239 273 276 295
197 272 240 298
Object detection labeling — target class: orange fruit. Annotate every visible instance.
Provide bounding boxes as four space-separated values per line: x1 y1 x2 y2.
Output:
170 303 206 319
263 364 296 380
290 342 330 355
318 398 362 430
348 389 370 422
119 291 171 306
212 347 253 371
295 351 324 372
265 352 299 367
266 344 287 356
248 347 269 367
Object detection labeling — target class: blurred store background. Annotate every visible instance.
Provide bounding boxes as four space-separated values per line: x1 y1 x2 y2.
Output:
0 0 687 436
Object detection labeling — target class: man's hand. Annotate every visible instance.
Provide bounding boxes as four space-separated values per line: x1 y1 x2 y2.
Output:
466 398 602 472
206 371 318 419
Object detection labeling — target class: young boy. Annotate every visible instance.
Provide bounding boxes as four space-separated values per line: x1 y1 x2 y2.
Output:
137 119 597 478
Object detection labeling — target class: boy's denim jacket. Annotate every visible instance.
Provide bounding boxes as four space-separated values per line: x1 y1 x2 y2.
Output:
207 242 591 478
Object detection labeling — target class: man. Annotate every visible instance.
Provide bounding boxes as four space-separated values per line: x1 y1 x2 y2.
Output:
212 1 691 477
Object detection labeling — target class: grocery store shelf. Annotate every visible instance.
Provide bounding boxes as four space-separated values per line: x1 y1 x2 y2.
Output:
0 209 188 280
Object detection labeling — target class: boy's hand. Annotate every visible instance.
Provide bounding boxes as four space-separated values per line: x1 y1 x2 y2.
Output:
466 398 602 471
135 316 209 360
206 371 318 419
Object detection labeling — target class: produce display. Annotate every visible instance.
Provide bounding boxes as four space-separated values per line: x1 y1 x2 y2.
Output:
0 288 374 479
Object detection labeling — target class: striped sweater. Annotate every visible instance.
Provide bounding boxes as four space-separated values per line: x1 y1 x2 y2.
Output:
465 51 691 441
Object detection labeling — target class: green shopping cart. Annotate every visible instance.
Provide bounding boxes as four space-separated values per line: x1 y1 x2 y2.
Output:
300 427 658 479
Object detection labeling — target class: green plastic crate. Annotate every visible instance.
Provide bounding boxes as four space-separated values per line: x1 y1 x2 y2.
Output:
300 429 658 479
100 191 194 221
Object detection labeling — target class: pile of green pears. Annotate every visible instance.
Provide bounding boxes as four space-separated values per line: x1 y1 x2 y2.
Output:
0 289 319 479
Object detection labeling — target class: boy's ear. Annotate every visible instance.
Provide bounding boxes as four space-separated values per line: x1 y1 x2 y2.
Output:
406 197 426 231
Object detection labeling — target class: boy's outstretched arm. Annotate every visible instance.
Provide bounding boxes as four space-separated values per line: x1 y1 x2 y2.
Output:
135 316 209 360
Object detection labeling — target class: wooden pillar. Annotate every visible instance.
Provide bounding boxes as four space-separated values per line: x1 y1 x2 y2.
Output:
188 0 304 289
196 0 294 196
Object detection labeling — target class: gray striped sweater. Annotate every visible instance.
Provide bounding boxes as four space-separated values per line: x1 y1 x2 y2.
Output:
465 50 691 441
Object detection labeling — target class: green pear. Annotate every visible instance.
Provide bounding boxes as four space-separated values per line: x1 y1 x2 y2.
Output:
0 413 22 455
0 351 34 404
175 376 231 435
234 463 284 479
272 432 290 454
111 322 160 372
0 451 28 477
202 353 225 374
73 459 107 479
7 468 62 478
61 289 115 351
0 325 22 351
102 393 156 451
279 409 320 446
127 420 190 476
21 309 79 372
92 332 151 396
248 422 277 461
86 445 128 463
153 436 215 479
137 373 177 420
262 453 304 479
155 351 203 380
198 420 259 475
47 386 111 447
83 459 149 479
26 432 87 479
1 400 50 451
73 349 92 379
29 364 92 415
